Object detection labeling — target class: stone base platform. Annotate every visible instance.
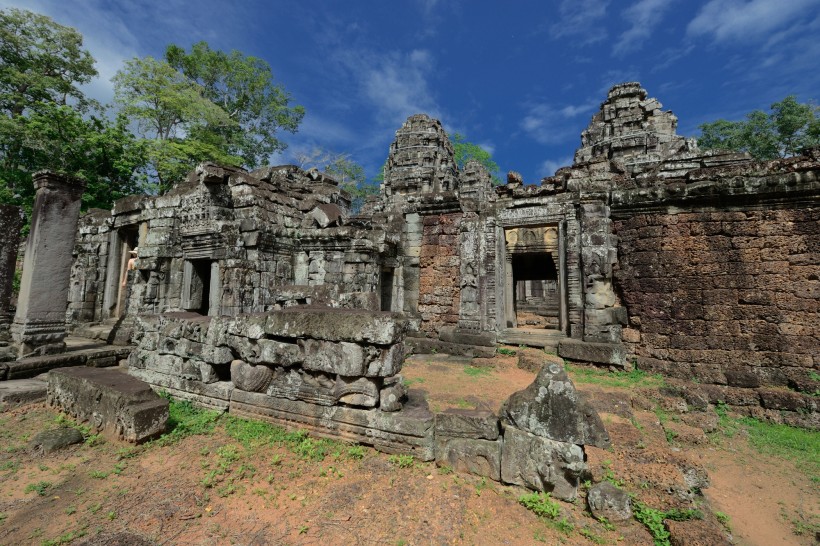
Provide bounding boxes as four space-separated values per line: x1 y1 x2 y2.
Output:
497 328 565 349
0 337 131 380
231 388 436 461
0 376 48 409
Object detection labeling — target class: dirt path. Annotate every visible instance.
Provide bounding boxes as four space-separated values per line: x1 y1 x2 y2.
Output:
0 352 816 545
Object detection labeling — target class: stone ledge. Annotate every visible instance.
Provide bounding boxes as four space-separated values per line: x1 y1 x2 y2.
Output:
558 339 625 366
48 367 168 443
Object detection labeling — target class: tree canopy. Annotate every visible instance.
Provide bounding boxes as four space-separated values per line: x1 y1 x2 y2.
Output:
452 133 501 183
297 148 379 213
698 96 820 160
0 8 144 215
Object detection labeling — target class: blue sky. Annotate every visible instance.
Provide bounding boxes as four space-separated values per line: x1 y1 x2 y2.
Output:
4 0 820 183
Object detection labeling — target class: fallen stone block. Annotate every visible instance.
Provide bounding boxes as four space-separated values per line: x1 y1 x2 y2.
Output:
435 436 501 481
558 339 625 366
501 360 610 449
500 424 586 501
435 409 499 440
48 367 168 443
587 482 633 522
29 427 84 454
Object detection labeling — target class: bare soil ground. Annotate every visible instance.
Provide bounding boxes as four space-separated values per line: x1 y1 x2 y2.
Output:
0 351 817 546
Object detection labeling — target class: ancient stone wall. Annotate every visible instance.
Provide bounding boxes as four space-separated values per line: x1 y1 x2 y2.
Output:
615 208 819 392
418 212 462 335
0 205 24 343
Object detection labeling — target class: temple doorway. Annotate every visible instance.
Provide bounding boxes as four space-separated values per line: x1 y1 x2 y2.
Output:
512 253 559 329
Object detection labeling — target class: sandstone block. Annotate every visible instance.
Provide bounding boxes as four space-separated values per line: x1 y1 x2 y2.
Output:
435 436 501 481
265 307 406 345
501 360 610 448
434 409 499 440
48 367 168 443
587 482 633 522
500 424 585 501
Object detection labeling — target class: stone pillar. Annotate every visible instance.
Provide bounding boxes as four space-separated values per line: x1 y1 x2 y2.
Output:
0 205 25 343
11 172 86 356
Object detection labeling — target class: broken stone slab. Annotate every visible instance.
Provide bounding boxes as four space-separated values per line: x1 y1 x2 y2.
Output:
230 388 435 461
500 424 586 501
266 307 407 345
434 409 499 440
587 482 633 522
29 427 84 454
129 367 233 411
48 367 168 443
0 377 48 408
500 360 610 449
379 375 407 412
435 436 501 481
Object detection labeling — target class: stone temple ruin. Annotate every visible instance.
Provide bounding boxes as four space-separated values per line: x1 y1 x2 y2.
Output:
0 82 817 497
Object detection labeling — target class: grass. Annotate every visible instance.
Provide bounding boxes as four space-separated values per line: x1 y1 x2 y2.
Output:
496 347 517 356
518 492 560 519
739 417 820 481
155 395 221 445
24 481 52 496
633 502 703 546
463 365 492 378
565 364 665 389
387 454 415 469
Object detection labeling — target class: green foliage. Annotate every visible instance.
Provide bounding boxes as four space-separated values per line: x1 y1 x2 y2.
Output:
633 502 702 546
565 364 665 389
463 365 492 378
452 133 501 184
297 148 380 213
155 395 221 445
698 96 820 159
0 8 144 215
518 492 561 519
714 511 731 530
496 347 517 356
346 445 366 460
739 417 819 480
165 41 304 169
41 529 87 546
579 527 607 544
24 481 52 496
387 454 415 468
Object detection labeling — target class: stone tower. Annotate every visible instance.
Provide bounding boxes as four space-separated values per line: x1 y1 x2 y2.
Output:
574 82 691 172
383 114 458 200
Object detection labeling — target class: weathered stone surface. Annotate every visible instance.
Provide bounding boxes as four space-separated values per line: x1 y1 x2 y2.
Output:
230 388 435 460
258 338 301 366
12 172 86 355
48 367 168 443
334 376 380 408
0 378 48 408
0 204 24 341
434 409 499 440
29 427 84 454
558 339 625 366
266 308 406 345
230 359 274 393
435 436 501 481
500 424 586 501
587 482 633 522
500 360 610 448
379 375 407 412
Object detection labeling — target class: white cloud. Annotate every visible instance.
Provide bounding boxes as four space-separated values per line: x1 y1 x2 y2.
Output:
339 48 441 127
550 0 610 43
613 0 675 57
687 0 820 43
521 100 598 145
540 156 574 177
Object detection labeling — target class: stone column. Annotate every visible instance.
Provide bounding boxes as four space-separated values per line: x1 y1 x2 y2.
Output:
0 205 25 343
11 172 86 356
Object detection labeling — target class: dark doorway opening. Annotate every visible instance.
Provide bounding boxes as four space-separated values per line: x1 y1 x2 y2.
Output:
512 252 559 329
184 259 212 315
380 267 394 312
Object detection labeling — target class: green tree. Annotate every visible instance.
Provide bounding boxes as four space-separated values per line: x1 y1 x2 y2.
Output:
452 133 501 184
165 42 305 169
298 148 379 212
113 56 240 193
0 8 144 214
698 96 820 160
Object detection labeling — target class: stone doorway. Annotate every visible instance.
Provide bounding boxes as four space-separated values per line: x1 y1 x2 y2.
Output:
512 253 559 329
182 259 219 315
103 226 139 320
502 225 567 337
